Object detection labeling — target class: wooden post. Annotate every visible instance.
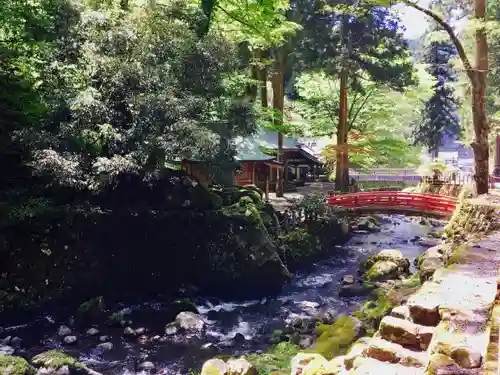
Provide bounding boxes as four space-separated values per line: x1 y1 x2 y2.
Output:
265 167 270 200
251 162 256 185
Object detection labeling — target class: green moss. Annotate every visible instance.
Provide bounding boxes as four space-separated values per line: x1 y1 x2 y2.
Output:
428 230 444 239
445 243 468 265
0 356 35 375
279 229 319 265
32 350 83 369
353 293 394 334
246 342 300 374
307 314 358 359
77 296 104 315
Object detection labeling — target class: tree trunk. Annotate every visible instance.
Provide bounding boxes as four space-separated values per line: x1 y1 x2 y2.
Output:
407 0 489 195
257 49 269 108
471 0 489 195
272 48 285 197
335 65 349 192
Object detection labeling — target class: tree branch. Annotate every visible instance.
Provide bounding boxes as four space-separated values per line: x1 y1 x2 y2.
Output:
404 1 475 81
348 87 375 130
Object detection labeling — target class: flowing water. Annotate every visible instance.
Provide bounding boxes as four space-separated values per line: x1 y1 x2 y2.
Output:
0 215 443 374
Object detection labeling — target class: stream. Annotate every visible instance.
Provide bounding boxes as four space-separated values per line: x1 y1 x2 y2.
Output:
0 215 444 374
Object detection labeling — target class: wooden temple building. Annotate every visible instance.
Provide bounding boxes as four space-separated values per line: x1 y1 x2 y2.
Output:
181 128 322 197
232 128 321 196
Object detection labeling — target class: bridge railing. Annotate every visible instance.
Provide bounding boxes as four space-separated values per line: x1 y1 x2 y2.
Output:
327 191 457 216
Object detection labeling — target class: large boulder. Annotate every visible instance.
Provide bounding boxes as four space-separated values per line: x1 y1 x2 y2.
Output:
201 359 228 375
362 250 410 282
200 198 291 298
364 261 401 282
351 217 381 233
226 358 258 375
201 358 258 375
362 250 410 272
165 311 205 335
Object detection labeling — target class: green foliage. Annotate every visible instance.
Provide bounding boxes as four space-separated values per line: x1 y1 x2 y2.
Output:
0 356 35 375
353 293 394 334
307 315 359 359
294 70 432 169
413 32 460 154
416 158 449 177
246 342 300 374
279 228 318 263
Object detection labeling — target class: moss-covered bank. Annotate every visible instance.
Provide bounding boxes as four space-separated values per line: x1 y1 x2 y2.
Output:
0 171 350 314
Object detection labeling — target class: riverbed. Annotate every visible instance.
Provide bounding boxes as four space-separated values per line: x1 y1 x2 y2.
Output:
0 215 443 374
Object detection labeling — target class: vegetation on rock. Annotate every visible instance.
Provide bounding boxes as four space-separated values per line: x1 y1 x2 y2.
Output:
0 356 35 375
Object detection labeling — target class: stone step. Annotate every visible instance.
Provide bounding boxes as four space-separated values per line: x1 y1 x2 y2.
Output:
407 263 498 327
427 317 491 370
349 357 425 375
362 337 428 367
391 305 411 321
379 316 434 350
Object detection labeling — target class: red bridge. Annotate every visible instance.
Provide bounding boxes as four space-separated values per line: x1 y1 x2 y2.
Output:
327 191 457 218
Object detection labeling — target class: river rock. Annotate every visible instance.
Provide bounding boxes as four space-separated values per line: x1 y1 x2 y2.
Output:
233 333 246 343
57 325 72 337
226 358 258 375
355 217 380 233
298 335 315 349
0 345 15 355
419 257 444 282
418 237 441 248
362 249 410 272
176 311 205 332
123 327 136 338
99 335 110 342
86 328 100 336
138 361 155 372
364 260 401 282
315 307 338 324
165 311 205 335
96 342 113 351
63 336 77 345
201 358 228 375
342 275 355 285
10 337 22 348
339 283 371 298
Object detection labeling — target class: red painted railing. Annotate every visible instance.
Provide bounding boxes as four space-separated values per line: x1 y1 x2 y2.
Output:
327 191 457 217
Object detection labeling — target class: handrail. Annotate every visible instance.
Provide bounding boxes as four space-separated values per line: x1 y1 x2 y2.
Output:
327 191 457 217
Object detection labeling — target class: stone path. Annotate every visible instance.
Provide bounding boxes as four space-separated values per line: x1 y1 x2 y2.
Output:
339 232 500 375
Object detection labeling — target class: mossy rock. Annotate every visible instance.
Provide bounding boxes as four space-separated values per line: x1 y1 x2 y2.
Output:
77 296 105 318
361 249 409 272
353 293 394 333
32 350 82 369
364 260 401 282
307 315 361 359
0 356 35 375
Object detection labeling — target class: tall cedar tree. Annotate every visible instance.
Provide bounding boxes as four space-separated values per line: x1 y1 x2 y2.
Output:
413 38 460 156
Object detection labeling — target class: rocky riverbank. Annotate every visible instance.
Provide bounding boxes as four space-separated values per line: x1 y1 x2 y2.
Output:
0 215 441 374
